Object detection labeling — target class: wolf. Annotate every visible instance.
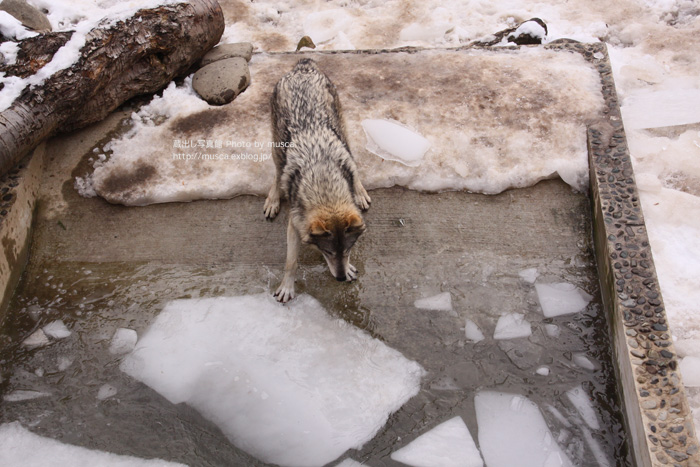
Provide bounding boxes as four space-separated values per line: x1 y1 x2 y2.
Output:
264 58 371 303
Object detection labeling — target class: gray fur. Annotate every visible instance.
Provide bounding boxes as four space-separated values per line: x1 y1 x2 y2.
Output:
265 59 371 303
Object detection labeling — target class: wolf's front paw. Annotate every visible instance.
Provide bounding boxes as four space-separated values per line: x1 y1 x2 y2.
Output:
264 196 280 220
274 282 295 303
346 264 358 281
355 190 371 211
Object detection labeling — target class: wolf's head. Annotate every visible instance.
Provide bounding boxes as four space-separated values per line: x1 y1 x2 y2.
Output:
302 203 366 281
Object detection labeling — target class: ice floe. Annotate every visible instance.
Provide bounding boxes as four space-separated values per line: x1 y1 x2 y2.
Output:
475 391 573 467
493 313 531 340
414 292 453 312
120 294 424 467
390 416 483 467
535 283 592 318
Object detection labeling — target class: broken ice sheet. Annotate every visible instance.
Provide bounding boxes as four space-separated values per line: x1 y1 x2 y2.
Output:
565 385 600 430
390 416 483 467
535 282 592 318
414 292 452 311
42 320 71 339
120 294 424 467
493 313 531 340
464 319 485 343
109 328 138 355
475 391 573 467
361 119 430 167
0 422 186 466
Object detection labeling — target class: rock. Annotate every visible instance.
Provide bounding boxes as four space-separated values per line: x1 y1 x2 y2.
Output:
200 42 253 66
193 57 250 105
507 18 548 45
0 0 52 33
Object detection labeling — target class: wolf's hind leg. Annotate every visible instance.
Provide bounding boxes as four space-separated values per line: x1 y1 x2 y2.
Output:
264 161 282 219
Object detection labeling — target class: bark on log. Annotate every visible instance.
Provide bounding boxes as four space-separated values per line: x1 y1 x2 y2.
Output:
0 0 224 177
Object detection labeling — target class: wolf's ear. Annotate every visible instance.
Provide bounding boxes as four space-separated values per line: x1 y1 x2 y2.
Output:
345 212 365 234
309 218 330 237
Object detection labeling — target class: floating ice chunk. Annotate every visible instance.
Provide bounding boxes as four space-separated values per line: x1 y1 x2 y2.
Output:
565 385 600 430
109 328 138 355
121 294 424 467
535 283 592 318
680 357 700 387
414 292 452 311
43 320 72 340
518 268 539 284
475 391 573 467
303 9 352 44
22 329 50 349
0 422 186 466
97 384 118 401
536 366 550 376
465 319 485 343
572 353 596 371
581 426 611 467
621 88 700 129
57 356 74 372
390 416 483 467
4 390 50 402
546 405 572 428
361 119 430 167
493 313 531 340
544 324 561 338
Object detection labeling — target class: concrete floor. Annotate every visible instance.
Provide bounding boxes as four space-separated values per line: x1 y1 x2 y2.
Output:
0 108 631 465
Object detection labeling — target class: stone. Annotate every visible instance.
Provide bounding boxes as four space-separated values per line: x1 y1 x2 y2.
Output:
200 42 253 66
193 57 250 106
0 0 52 32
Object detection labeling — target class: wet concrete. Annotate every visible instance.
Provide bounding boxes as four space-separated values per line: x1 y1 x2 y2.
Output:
0 105 631 464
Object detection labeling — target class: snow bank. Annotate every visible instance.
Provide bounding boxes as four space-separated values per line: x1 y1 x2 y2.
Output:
120 293 424 467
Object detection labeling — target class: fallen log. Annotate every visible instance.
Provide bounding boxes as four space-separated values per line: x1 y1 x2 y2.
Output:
0 0 224 177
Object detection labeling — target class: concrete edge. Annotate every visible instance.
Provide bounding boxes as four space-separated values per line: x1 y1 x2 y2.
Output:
587 43 700 466
0 143 44 320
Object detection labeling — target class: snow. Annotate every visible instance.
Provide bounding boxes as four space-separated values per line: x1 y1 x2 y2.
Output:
0 11 38 40
474 391 573 467
390 416 483 467
509 20 547 40
0 422 186 467
108 328 138 355
565 385 600 430
414 292 452 311
680 357 700 387
303 9 353 45
464 319 485 343
42 320 72 339
361 119 431 168
493 313 531 340
535 283 592 318
120 294 424 467
621 89 700 129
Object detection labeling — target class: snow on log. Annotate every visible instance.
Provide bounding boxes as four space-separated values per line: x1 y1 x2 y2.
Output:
0 0 224 177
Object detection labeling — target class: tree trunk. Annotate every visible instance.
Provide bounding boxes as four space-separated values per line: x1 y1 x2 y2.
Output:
0 0 224 177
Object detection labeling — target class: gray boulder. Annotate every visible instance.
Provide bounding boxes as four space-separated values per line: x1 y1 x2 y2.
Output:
193 57 250 105
0 0 52 33
200 42 253 66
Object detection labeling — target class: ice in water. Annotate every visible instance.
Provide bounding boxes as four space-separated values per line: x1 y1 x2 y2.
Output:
518 268 539 284
22 329 49 349
390 416 483 467
565 385 600 430
474 391 573 467
42 320 72 339
414 292 452 311
334 460 367 467
109 328 138 355
120 294 424 467
535 283 592 318
465 319 485 343
493 313 531 340
0 422 185 466
361 119 431 167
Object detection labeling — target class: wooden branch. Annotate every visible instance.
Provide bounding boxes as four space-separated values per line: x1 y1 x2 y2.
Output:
0 0 224 177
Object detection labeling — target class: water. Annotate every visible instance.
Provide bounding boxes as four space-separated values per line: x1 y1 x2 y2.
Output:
0 181 631 466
